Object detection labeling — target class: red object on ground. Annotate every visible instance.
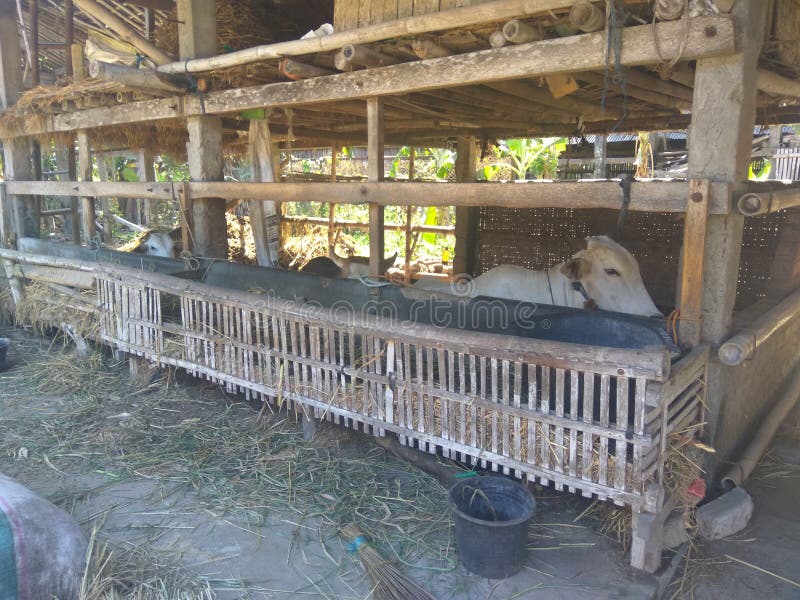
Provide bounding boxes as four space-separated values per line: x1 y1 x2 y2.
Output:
688 478 706 500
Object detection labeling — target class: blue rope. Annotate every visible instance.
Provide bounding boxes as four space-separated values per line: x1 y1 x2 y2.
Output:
347 536 367 553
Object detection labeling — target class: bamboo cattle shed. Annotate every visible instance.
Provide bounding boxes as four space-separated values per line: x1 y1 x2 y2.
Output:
2 0 800 574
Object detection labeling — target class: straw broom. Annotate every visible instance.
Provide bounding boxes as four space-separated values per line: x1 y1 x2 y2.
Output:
340 524 438 600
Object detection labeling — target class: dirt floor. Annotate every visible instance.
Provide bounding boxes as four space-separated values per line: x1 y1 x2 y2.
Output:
1 327 798 599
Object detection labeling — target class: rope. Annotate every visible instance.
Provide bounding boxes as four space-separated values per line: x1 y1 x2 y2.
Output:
667 309 680 345
602 0 628 132
653 0 692 77
358 275 391 288
616 174 635 237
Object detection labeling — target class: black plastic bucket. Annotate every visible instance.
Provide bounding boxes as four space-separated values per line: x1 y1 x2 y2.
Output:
449 476 536 578
0 338 9 371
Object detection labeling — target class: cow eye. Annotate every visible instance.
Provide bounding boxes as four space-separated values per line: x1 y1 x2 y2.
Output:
605 268 621 277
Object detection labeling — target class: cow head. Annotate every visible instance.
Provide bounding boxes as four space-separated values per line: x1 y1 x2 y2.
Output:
132 231 177 258
560 235 662 317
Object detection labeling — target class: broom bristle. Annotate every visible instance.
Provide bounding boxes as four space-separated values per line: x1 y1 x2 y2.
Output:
341 524 438 600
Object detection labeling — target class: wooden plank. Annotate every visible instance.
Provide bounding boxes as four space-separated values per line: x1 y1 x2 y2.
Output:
5 179 732 214
678 179 710 346
14 17 737 139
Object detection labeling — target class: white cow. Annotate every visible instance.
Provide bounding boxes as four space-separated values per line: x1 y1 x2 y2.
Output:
415 235 661 317
122 230 179 257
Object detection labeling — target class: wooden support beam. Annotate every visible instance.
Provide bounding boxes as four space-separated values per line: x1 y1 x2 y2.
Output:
593 134 607 178
684 0 769 485
248 119 279 266
30 0 39 86
12 16 737 139
180 0 227 259
687 1 767 345
3 179 734 214
678 179 710 347
454 137 478 277
96 153 114 243
137 148 155 225
736 183 800 215
757 69 800 98
367 97 385 276
64 0 74 77
73 0 174 66
76 129 96 241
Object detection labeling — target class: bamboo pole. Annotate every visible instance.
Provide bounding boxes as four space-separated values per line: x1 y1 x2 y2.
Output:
737 184 800 215
718 287 800 366
157 0 591 75
73 0 174 66
720 368 800 489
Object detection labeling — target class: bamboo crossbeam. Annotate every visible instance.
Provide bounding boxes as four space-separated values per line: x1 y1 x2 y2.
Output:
718 287 800 366
8 16 736 139
4 179 732 213
736 182 800 215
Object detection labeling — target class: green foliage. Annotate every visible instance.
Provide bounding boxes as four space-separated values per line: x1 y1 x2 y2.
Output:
155 156 190 182
496 137 566 180
748 159 771 181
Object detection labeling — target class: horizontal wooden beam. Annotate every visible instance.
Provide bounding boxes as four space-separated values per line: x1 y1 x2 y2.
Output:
6 180 176 199
6 16 736 138
5 179 732 213
282 214 455 234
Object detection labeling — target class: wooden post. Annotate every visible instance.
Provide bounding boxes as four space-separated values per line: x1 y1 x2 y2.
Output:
247 119 279 266
328 145 338 253
30 0 39 86
593 134 607 179
684 0 768 345
76 129 96 241
179 0 227 259
454 137 478 278
55 146 81 243
64 0 74 77
137 149 155 225
0 3 37 242
367 97 385 276
96 154 114 243
405 147 416 284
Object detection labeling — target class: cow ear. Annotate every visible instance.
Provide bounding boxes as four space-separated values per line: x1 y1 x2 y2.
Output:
560 258 590 280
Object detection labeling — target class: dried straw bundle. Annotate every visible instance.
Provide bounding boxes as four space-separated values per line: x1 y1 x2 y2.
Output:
14 281 100 340
340 524 437 600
